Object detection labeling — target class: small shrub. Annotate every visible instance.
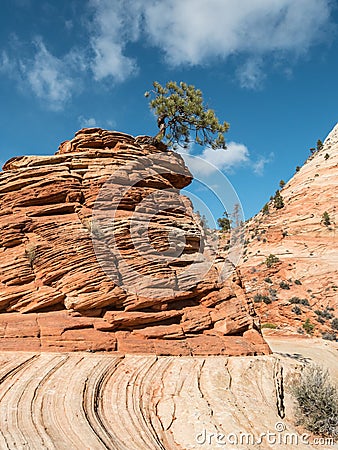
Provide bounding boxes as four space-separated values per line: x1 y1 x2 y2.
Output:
322 211 331 226
292 306 302 315
253 294 271 304
317 139 324 151
324 153 330 160
264 277 272 284
331 318 338 330
279 179 285 188
294 279 302 285
290 364 338 437
279 281 290 290
262 203 269 215
303 318 314 334
261 323 277 329
265 254 280 268
217 212 231 232
322 332 337 341
25 244 37 267
273 190 284 209
268 288 278 301
289 297 310 306
315 309 333 320
316 317 325 325
295 166 301 172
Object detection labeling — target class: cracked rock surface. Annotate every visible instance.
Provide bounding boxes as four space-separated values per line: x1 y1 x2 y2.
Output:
2 336 336 450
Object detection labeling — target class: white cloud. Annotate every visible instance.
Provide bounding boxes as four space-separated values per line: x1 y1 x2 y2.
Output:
0 0 333 108
252 153 274 176
88 0 142 81
201 142 250 172
78 116 97 127
84 0 332 88
0 51 14 73
22 40 76 110
179 141 250 176
0 37 86 111
1 39 80 110
144 0 332 66
65 20 73 30
179 142 274 177
237 58 265 90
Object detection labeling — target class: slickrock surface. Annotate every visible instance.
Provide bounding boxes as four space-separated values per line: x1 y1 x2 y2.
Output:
0 128 268 355
238 123 338 335
1 338 337 449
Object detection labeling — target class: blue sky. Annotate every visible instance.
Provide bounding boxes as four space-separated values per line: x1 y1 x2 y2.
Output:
0 0 337 221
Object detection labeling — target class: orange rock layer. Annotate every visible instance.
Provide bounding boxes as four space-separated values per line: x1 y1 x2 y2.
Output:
237 123 338 335
0 128 269 355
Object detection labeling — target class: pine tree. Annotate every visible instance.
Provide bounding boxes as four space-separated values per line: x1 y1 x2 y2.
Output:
145 81 229 149
273 190 284 209
217 212 231 232
317 139 324 151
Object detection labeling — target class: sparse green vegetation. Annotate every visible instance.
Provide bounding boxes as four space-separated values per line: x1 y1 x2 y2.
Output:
268 288 277 301
290 364 338 437
294 279 302 285
303 318 314 334
265 254 280 268
262 203 269 215
253 294 271 304
315 309 334 321
322 332 337 341
273 190 284 209
289 297 310 306
261 323 277 329
264 277 272 284
322 211 331 226
331 318 338 331
317 139 324 151
279 281 290 290
292 306 302 315
324 153 330 160
295 166 301 172
279 179 285 188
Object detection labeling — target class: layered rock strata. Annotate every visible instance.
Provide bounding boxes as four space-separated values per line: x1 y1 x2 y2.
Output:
237 123 338 334
0 128 269 354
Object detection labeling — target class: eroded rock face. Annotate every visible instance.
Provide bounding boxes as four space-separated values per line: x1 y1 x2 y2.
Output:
0 128 269 354
237 123 338 335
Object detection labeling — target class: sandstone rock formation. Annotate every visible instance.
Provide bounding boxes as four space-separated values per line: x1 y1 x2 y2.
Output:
237 123 338 336
0 128 269 354
2 337 337 449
